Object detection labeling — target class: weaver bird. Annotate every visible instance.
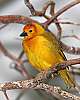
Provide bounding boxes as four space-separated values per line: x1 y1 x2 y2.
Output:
20 22 75 89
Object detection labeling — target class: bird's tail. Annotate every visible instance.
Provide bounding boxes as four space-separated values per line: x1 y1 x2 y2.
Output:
58 69 75 89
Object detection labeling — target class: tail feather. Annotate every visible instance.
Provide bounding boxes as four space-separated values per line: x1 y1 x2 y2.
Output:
58 69 75 89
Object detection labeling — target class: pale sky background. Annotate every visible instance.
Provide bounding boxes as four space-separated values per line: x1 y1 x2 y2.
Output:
0 0 80 100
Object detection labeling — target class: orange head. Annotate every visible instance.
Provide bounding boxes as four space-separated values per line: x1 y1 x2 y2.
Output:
20 22 45 39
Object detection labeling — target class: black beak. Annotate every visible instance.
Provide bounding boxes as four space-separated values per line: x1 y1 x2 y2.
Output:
20 31 28 37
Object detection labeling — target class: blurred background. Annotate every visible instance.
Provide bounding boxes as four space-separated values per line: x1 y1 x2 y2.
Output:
0 0 80 100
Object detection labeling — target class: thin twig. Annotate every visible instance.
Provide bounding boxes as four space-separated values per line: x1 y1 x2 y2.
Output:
24 0 36 16
62 35 80 40
0 24 8 30
61 41 80 55
58 20 80 26
24 0 56 18
3 91 9 100
54 19 62 40
0 41 20 62
44 0 80 27
0 41 29 77
48 1 62 40
0 15 37 24
51 58 80 73
10 50 25 75
70 71 80 76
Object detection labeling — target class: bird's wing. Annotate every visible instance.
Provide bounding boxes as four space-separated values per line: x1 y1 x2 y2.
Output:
42 31 67 61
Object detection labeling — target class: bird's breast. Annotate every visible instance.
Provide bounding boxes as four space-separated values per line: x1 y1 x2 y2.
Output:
23 36 60 71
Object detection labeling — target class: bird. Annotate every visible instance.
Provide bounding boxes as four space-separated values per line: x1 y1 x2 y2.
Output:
20 22 75 89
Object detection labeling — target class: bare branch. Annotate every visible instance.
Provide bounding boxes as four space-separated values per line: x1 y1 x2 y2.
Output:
52 58 80 73
58 21 80 26
0 15 37 24
0 41 19 62
10 50 24 73
24 0 55 18
69 68 80 76
0 78 80 100
0 24 8 30
0 41 29 77
61 41 80 55
3 91 9 100
44 0 80 27
54 19 62 40
24 0 62 40
62 35 80 40
48 1 62 40
24 0 36 15
0 57 80 99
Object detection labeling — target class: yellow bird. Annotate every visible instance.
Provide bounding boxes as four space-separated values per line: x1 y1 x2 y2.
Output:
20 22 75 88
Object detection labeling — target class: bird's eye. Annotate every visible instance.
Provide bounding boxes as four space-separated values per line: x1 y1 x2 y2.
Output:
29 30 32 32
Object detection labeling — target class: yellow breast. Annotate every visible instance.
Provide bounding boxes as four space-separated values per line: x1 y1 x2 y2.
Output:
22 35 63 71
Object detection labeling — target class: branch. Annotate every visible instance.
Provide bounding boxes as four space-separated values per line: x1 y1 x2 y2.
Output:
0 77 80 100
0 15 80 55
24 0 62 40
0 15 37 24
24 0 36 16
0 57 80 99
54 19 62 40
0 24 8 30
3 91 9 100
24 0 54 16
51 58 80 73
0 0 80 29
44 0 80 27
58 20 80 26
48 1 62 40
61 41 80 55
0 41 29 77
0 41 20 62
70 67 80 76
24 0 80 41
62 35 80 40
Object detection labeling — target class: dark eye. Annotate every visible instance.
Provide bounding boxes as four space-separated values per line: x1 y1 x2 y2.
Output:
29 30 32 32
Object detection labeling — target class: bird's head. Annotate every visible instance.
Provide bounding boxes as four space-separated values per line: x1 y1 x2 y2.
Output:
20 22 45 39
